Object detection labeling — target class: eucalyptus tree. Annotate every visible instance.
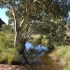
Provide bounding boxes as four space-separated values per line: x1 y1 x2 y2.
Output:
0 0 45 64
0 0 70 64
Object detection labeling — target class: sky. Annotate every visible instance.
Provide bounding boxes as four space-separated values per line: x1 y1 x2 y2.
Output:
68 12 70 18
0 8 9 24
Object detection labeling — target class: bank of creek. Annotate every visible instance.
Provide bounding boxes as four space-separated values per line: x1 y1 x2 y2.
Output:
0 42 64 70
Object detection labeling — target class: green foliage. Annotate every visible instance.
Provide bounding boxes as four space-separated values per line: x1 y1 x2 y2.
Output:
31 35 43 46
36 19 67 46
2 24 14 33
0 0 69 47
0 24 14 48
0 26 21 64
0 32 14 48
0 33 21 64
0 47 21 64
65 35 70 45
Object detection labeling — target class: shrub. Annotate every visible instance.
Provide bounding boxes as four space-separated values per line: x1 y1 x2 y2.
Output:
0 48 21 64
0 32 21 64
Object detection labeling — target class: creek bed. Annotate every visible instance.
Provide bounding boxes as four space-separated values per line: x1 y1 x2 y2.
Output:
0 53 64 70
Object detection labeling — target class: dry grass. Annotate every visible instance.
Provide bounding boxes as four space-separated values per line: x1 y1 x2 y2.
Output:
50 45 70 70
31 34 41 39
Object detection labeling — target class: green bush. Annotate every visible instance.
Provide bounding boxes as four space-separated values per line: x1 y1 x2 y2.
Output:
0 48 21 64
0 32 21 64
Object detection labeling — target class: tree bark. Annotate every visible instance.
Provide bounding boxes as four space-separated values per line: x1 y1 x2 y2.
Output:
19 38 29 64
10 1 19 47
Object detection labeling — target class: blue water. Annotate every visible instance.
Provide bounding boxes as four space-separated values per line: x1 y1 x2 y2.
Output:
25 42 49 52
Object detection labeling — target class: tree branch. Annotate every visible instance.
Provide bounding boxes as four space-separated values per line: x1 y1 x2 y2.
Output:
20 23 29 36
9 1 18 31
18 0 44 38
23 23 29 31
26 29 35 39
48 5 57 14
20 0 38 28
26 0 29 12
20 0 42 29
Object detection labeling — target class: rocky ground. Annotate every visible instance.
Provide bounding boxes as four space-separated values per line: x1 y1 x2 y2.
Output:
0 64 25 70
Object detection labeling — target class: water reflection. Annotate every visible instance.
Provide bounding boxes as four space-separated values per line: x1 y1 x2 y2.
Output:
25 42 49 52
25 42 48 58
25 42 49 63
24 42 63 70
25 42 33 50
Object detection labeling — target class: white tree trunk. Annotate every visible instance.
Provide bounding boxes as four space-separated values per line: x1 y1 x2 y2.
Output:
14 32 17 47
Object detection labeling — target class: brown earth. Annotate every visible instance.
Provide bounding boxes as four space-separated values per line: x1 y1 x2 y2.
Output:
0 64 25 70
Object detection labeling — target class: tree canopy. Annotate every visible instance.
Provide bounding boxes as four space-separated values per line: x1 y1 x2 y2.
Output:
0 0 70 65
